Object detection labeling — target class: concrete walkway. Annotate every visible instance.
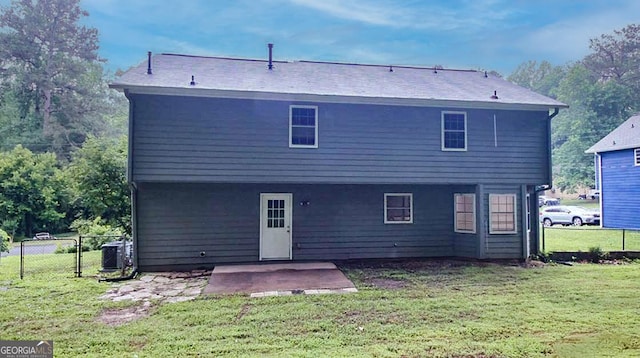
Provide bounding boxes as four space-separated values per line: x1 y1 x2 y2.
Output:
203 262 357 297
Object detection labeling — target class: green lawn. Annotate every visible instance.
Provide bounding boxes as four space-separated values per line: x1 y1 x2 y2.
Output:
2 255 640 357
555 199 600 209
542 226 640 252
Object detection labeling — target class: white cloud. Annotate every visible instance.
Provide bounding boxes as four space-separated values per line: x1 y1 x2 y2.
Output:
286 0 514 31
517 2 640 64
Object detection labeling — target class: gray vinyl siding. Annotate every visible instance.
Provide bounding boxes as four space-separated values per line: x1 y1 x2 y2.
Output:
130 95 549 185
481 184 525 259
136 183 466 271
453 233 478 258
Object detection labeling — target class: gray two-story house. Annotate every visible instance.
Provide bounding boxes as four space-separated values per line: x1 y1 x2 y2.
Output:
111 50 566 271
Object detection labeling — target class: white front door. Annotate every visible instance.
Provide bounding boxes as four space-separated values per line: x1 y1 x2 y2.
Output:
260 193 292 260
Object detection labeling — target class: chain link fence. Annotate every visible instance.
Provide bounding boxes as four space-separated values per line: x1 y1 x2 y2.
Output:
1 234 133 279
541 226 640 253
18 237 79 279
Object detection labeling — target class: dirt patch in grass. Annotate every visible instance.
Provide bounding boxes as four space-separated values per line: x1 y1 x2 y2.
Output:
340 258 526 272
128 338 147 350
98 302 152 326
235 303 251 321
367 277 408 289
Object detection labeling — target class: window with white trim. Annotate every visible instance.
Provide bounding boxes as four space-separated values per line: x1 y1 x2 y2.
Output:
635 148 640 166
384 193 413 224
454 193 476 233
489 194 517 234
442 111 467 151
289 105 318 148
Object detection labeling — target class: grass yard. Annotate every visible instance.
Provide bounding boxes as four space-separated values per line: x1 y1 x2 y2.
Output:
542 226 640 252
555 199 600 209
1 256 640 357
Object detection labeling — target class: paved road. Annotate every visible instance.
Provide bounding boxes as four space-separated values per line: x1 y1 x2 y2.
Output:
1 242 73 257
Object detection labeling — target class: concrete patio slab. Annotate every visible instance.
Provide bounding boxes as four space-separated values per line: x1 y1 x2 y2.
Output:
203 262 357 295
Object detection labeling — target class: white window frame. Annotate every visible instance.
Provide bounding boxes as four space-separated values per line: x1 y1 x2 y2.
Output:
441 111 468 151
489 194 517 234
289 105 318 148
635 148 640 166
454 193 476 233
384 193 413 224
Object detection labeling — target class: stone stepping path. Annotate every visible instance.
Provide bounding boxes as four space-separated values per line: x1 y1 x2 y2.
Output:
99 270 211 304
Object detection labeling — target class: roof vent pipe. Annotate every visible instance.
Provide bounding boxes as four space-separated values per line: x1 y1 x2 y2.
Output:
268 43 273 70
147 51 152 75
491 90 499 99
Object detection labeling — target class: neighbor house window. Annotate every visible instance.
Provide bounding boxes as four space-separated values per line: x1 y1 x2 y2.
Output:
384 193 413 224
454 193 476 233
442 111 467 151
635 148 640 166
489 194 517 234
289 105 318 148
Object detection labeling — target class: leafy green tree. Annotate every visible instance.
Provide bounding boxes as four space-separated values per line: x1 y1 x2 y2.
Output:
0 145 69 238
0 0 111 158
507 60 566 97
510 25 640 192
67 136 130 234
584 24 640 96
551 63 635 191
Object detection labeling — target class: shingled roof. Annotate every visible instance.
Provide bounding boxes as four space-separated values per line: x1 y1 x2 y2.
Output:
586 114 640 153
110 53 567 110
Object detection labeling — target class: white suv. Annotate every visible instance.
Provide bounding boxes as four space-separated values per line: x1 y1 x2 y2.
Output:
540 206 600 226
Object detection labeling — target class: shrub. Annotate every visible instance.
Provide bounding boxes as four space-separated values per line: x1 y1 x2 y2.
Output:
588 246 606 263
0 229 10 253
70 217 123 251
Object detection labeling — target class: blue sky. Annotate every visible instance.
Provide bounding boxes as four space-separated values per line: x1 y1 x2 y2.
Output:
79 0 639 76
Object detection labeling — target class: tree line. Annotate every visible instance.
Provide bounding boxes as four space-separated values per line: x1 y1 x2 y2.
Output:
508 24 640 192
0 0 128 241
1 0 638 242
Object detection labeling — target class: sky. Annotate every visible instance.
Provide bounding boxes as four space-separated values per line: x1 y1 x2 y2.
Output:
78 0 639 76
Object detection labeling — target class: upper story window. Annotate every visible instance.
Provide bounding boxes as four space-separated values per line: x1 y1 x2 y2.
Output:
442 111 467 151
454 193 476 233
489 194 517 234
635 148 640 166
384 193 413 224
289 105 318 148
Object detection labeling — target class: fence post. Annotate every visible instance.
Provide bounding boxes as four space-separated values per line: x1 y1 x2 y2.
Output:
78 236 83 278
622 229 626 251
542 225 545 253
20 241 24 279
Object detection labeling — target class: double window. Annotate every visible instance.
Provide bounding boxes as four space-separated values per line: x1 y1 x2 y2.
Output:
289 105 318 148
384 193 413 224
454 194 476 233
442 111 467 151
489 194 517 234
